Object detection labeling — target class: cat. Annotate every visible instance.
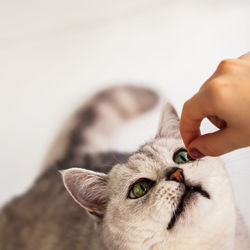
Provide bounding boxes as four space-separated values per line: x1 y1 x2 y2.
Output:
0 85 249 250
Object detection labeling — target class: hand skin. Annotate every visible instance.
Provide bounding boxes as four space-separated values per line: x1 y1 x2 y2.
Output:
180 52 250 159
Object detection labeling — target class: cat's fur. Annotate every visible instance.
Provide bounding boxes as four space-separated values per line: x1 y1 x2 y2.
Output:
0 86 249 250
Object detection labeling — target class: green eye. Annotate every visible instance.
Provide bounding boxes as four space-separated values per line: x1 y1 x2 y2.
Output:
128 179 154 199
173 148 194 164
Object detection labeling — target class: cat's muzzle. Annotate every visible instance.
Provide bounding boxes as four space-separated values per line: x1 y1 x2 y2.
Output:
166 167 210 230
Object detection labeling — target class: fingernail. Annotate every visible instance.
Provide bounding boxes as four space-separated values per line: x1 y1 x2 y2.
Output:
189 148 205 159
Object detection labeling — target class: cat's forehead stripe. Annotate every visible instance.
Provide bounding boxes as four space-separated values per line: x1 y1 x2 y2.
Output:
118 138 186 177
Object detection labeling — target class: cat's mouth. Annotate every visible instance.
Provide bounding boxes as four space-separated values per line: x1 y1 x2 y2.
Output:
167 184 210 230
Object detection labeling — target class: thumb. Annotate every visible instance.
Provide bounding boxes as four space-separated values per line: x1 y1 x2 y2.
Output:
188 128 238 158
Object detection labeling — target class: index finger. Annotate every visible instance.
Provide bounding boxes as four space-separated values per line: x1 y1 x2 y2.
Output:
180 92 210 148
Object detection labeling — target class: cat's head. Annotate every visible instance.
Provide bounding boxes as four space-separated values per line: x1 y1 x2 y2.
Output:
61 102 236 250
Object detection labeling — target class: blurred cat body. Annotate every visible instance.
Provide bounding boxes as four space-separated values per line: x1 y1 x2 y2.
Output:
0 86 249 250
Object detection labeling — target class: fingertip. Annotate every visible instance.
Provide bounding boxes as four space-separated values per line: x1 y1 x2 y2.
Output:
188 129 236 157
188 135 220 157
188 148 205 159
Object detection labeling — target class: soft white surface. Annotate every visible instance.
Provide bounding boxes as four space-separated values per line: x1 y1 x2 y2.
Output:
0 0 249 228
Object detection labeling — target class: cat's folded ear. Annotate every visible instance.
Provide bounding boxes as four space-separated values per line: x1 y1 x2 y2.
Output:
60 168 108 219
156 102 180 138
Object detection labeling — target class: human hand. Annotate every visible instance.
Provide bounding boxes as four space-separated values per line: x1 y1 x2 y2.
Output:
180 52 250 159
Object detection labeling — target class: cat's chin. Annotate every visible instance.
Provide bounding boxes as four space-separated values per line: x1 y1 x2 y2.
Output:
167 184 210 230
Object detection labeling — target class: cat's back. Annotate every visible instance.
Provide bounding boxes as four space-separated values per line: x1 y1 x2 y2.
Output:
0 168 94 250
0 152 129 250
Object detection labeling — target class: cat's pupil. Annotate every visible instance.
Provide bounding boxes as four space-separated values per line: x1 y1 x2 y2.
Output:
140 183 146 192
180 154 187 162
134 182 148 196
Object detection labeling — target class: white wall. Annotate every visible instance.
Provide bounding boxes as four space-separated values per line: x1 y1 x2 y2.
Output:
0 0 250 228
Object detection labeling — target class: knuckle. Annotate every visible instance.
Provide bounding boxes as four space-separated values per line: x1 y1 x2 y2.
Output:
208 79 229 99
204 79 231 113
218 58 239 72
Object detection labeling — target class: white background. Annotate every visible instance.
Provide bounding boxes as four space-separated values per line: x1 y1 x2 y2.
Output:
0 0 250 229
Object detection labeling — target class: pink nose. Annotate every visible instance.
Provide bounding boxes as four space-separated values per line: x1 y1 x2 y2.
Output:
168 168 184 183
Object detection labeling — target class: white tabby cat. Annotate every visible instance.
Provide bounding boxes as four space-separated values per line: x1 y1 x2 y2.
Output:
62 102 250 250
0 86 249 250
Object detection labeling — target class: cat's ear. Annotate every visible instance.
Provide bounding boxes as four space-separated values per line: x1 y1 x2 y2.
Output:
156 102 180 138
60 168 108 219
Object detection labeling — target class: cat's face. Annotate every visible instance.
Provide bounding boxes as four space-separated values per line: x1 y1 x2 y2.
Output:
62 103 236 250
102 138 236 249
